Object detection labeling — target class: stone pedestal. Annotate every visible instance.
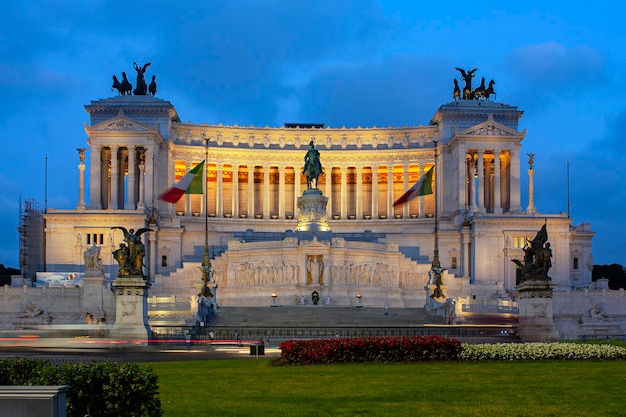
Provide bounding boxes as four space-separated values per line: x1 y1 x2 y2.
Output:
82 270 109 320
110 277 152 342
296 188 330 233
516 279 560 342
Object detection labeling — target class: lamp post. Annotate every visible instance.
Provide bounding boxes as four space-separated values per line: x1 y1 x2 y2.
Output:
198 135 217 322
355 294 363 308
430 140 445 299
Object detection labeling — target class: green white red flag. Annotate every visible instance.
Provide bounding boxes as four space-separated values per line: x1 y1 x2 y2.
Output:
392 166 434 207
158 161 205 203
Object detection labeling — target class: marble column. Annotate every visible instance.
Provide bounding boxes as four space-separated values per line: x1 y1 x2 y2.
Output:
526 166 536 214
477 149 485 212
340 165 347 219
278 165 286 219
356 166 363 219
418 164 425 218
461 228 470 279
88 145 102 209
510 147 522 212
372 165 379 219
232 164 239 218
263 165 270 219
144 146 153 210
325 164 332 215
77 163 86 210
470 156 478 212
185 160 192 216
110 145 119 210
294 165 301 200
247 165 255 218
402 163 409 218
387 164 394 219
458 146 467 210
493 149 503 214
137 161 145 211
125 146 136 210
216 163 223 217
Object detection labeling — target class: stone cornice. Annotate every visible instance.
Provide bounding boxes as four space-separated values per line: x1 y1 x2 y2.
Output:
85 96 179 121
171 146 437 167
431 100 524 124
171 123 439 150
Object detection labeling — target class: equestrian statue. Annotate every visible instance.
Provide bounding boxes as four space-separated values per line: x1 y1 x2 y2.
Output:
302 140 323 189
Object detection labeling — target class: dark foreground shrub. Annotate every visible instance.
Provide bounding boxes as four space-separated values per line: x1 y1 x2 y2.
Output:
277 335 462 365
0 359 162 417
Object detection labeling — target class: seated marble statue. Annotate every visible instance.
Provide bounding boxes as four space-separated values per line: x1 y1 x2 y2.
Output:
84 243 104 272
587 304 613 322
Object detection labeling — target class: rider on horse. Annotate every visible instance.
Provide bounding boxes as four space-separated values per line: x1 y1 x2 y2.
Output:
303 140 323 189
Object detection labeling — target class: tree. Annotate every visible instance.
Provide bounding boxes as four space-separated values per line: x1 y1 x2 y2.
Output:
592 264 626 290
0 264 20 287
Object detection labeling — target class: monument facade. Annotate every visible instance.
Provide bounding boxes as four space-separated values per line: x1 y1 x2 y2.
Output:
13 67 616 339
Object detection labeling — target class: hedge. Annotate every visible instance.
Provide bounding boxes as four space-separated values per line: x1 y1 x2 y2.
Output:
277 335 462 365
0 359 162 417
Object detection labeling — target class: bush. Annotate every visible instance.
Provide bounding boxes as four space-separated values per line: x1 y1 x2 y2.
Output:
460 342 626 361
277 335 462 365
0 359 162 417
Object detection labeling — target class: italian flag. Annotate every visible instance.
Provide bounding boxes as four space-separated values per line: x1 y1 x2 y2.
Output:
158 160 205 203
392 165 434 207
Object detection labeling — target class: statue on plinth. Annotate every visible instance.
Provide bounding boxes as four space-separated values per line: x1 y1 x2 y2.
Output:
512 223 553 282
455 67 477 99
77 147 88 164
111 226 152 278
133 62 151 95
303 140 323 189
84 243 104 273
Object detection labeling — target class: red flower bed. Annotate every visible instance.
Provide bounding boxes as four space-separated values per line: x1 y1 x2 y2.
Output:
276 335 462 365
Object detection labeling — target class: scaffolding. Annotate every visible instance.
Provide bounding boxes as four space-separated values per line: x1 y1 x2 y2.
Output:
18 198 44 281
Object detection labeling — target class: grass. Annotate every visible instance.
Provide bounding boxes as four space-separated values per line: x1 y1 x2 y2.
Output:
152 359 626 417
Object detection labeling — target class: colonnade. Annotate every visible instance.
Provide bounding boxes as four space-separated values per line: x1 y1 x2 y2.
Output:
83 145 520 218
87 145 153 211
173 161 435 220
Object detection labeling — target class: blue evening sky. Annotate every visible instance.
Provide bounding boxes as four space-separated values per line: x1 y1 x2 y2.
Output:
1 1 624 267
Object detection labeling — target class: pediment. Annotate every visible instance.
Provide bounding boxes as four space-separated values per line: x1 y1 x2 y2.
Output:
300 236 330 249
457 114 523 138
86 110 157 133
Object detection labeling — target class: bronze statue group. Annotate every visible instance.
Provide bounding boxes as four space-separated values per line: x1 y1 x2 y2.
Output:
454 67 496 101
112 62 157 96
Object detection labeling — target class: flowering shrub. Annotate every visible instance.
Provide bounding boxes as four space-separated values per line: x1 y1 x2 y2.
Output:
460 342 626 361
277 336 462 365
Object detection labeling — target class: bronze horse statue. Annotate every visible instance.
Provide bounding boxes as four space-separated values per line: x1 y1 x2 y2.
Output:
302 141 323 189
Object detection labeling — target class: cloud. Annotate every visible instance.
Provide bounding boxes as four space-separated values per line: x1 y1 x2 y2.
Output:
294 54 452 128
503 41 609 104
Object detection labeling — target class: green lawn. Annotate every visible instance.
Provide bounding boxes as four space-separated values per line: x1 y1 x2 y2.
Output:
152 359 626 417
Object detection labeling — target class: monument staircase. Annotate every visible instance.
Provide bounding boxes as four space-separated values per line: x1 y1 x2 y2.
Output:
151 305 520 345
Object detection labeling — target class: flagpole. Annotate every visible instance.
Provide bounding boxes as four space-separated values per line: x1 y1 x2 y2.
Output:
432 140 441 270
202 137 211 270
430 140 445 300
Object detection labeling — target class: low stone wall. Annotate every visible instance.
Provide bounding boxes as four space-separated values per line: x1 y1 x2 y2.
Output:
0 284 114 330
553 288 626 340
